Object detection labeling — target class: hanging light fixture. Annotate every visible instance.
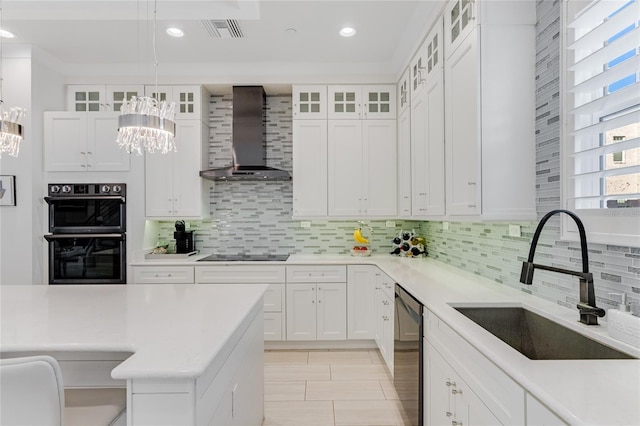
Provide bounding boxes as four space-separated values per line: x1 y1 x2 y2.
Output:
0 0 26 158
117 0 176 155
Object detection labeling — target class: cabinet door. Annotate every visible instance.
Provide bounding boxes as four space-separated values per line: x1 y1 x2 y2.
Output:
347 265 376 340
327 120 362 216
398 68 411 115
362 120 397 216
286 284 317 340
145 85 173 103
374 288 384 350
145 149 174 217
380 293 394 373
44 112 87 171
172 120 207 217
445 0 477 57
106 85 144 113
88 112 131 171
316 283 346 340
292 120 328 217
410 45 427 100
454 375 501 426
362 85 396 120
425 341 455 426
328 86 361 119
67 85 106 112
397 108 412 218
292 85 327 119
410 89 429 217
173 86 203 119
264 313 283 341
445 30 480 216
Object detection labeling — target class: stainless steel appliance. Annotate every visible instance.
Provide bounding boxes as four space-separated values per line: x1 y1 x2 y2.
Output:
394 283 423 426
44 184 126 284
198 254 290 262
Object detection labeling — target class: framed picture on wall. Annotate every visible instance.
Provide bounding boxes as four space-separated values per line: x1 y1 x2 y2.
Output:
0 175 16 206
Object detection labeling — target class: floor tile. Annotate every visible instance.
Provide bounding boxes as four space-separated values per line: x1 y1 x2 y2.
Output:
379 380 399 400
306 380 385 401
265 364 331 381
308 350 373 365
263 401 335 426
368 350 385 364
331 364 391 381
264 350 309 364
264 381 306 401
334 400 405 425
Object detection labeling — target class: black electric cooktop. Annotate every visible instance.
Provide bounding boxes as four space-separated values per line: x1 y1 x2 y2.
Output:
198 254 290 262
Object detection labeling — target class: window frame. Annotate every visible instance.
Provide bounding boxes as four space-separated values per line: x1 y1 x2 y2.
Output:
560 0 640 247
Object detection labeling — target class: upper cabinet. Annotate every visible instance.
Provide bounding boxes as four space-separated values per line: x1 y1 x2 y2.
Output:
293 85 327 119
44 111 130 172
443 0 536 220
67 85 144 112
292 120 328 217
397 68 411 115
144 85 209 120
328 85 396 120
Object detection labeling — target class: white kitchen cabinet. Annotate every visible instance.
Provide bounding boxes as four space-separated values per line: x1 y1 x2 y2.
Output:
44 111 130 172
292 120 328 218
328 85 396 120
286 265 347 341
425 340 500 426
196 265 286 341
444 0 536 220
327 119 397 217
286 282 346 341
397 105 412 218
526 394 567 426
145 85 209 120
292 85 327 119
411 17 445 218
398 67 411 115
67 84 144 112
346 265 376 340
425 308 525 425
145 120 211 219
132 266 195 284
374 276 394 374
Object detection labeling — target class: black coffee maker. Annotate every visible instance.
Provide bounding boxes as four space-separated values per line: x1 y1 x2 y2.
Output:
174 220 195 254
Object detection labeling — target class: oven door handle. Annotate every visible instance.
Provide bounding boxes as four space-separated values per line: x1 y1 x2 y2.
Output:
44 233 126 241
44 196 126 203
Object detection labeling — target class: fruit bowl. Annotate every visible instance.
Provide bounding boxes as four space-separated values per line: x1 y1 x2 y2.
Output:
350 247 372 257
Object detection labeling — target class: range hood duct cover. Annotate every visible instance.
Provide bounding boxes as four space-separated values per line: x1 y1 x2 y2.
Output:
200 86 291 181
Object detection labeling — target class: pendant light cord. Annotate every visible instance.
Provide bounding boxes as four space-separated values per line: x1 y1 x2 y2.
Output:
0 0 5 110
152 0 158 98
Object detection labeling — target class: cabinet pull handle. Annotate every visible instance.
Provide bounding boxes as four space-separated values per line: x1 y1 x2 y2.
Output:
312 300 315 304
467 182 476 186
318 299 322 303
452 421 462 426
446 412 453 418
446 380 456 387
81 164 86 168
451 389 462 395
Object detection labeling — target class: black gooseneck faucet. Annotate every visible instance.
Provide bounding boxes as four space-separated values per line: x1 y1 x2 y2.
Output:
520 209 605 325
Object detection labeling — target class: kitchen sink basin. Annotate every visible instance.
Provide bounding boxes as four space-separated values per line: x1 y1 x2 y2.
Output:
454 306 636 360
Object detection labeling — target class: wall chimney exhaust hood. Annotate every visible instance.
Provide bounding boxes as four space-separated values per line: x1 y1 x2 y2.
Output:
200 86 291 181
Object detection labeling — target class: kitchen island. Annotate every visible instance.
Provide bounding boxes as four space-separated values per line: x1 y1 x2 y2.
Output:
0 283 268 425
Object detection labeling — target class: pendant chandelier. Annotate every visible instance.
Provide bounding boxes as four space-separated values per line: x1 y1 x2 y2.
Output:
116 0 176 155
0 0 25 158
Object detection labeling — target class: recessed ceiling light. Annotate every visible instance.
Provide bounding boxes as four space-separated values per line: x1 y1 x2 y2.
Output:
166 27 184 38
0 29 15 39
339 27 356 37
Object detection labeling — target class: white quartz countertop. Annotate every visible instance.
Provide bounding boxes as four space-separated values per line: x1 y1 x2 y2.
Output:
0 284 267 380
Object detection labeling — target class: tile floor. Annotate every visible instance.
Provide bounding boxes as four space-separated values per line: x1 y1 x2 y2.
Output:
262 350 410 426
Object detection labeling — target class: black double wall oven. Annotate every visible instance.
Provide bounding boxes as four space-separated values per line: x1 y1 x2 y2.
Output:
44 183 126 284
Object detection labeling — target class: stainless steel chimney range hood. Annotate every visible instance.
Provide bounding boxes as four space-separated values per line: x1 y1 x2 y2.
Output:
200 86 291 181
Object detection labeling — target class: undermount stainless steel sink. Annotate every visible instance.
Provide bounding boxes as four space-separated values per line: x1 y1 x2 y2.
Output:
454 306 636 360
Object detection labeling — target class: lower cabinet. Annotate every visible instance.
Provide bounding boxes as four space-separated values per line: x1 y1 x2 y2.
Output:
132 266 195 284
374 272 394 373
286 282 346 340
347 265 376 339
425 308 526 425
426 340 500 426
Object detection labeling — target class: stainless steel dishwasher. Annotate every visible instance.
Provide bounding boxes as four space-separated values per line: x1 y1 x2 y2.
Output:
394 283 423 426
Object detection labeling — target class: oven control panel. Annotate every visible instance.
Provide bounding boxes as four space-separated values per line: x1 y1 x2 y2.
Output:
48 183 126 197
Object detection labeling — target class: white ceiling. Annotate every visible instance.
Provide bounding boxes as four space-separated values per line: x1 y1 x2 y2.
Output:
1 1 445 90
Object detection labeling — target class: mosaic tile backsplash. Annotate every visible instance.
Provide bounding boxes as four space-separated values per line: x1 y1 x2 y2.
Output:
153 0 638 315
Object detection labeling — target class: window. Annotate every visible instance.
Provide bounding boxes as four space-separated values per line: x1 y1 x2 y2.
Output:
562 0 640 246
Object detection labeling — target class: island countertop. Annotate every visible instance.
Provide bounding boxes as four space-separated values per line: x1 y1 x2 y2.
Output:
0 284 268 380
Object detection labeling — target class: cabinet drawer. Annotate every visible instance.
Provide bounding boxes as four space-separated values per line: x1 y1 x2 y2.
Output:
286 265 347 282
133 266 194 284
196 265 286 283
426 310 525 425
264 283 283 312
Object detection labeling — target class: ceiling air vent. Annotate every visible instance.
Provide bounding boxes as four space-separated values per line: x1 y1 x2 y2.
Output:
201 19 244 38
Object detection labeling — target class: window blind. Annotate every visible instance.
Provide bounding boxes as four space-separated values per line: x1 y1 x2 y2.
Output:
565 0 640 211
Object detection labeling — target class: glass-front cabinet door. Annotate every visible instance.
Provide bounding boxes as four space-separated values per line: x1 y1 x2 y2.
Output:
363 85 396 120
107 85 144 112
292 85 327 119
67 85 106 112
445 0 476 56
398 67 411 114
328 85 361 119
